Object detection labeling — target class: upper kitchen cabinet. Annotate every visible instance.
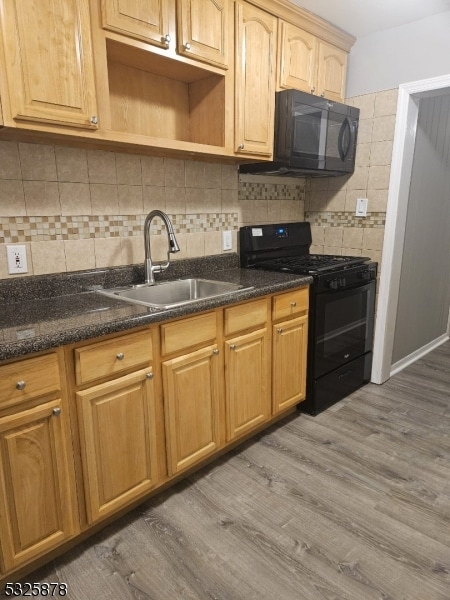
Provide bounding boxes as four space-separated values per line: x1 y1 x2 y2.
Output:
277 21 317 93
277 20 349 102
177 0 229 68
91 0 232 155
0 0 98 130
101 0 229 69
235 1 277 157
101 0 172 49
315 40 347 103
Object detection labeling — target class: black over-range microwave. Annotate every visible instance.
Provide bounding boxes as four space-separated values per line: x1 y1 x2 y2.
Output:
239 89 360 177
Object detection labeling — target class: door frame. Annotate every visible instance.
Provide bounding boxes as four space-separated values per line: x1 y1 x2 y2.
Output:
371 74 450 384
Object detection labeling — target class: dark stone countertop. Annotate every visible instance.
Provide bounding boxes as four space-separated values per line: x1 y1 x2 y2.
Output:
0 254 312 362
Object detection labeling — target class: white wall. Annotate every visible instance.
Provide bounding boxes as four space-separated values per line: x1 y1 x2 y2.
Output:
346 11 450 97
391 93 450 364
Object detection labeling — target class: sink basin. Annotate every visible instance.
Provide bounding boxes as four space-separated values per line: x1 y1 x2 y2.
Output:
98 278 253 309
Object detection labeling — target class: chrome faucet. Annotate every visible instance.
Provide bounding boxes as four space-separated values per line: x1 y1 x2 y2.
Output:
144 210 180 284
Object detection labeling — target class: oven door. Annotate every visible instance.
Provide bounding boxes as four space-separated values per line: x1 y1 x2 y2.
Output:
313 281 376 378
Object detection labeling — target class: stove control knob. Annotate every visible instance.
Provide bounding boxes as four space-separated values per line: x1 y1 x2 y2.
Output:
339 277 346 288
327 279 339 290
359 269 372 280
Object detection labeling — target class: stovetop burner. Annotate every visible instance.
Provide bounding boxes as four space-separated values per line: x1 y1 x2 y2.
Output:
239 222 372 276
257 254 369 274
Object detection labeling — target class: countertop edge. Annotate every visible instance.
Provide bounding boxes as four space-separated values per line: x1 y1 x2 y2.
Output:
0 270 312 362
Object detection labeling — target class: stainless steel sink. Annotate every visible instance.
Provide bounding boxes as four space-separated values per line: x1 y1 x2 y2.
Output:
97 278 253 309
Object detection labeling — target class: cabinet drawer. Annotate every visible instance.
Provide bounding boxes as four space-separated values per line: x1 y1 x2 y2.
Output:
0 353 60 409
161 312 216 356
75 330 152 386
224 298 268 336
272 287 309 321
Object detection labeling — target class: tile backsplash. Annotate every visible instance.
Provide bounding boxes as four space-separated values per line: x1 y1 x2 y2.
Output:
0 143 305 277
304 88 398 271
0 88 396 278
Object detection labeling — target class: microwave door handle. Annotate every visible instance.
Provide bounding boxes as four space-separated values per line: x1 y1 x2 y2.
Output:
338 117 351 161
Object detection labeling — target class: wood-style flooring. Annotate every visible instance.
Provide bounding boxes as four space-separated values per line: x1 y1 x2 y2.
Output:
4 341 450 599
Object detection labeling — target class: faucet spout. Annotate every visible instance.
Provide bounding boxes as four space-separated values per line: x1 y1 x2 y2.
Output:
144 210 180 285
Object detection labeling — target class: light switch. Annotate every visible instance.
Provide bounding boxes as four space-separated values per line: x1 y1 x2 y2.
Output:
356 198 368 217
222 230 232 251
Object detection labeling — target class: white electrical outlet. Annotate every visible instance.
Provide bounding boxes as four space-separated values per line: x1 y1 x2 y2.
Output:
222 230 232 251
356 198 368 217
6 245 28 274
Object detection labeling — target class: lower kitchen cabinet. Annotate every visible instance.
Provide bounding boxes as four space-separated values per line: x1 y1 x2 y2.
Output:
163 344 221 475
272 315 308 413
225 328 271 440
271 287 309 413
0 284 309 582
76 368 158 524
0 399 78 572
223 297 271 440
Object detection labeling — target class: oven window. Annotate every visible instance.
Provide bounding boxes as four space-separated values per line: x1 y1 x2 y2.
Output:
314 283 375 378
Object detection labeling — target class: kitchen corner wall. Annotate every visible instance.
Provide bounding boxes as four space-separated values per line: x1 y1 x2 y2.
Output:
0 142 305 278
305 88 399 273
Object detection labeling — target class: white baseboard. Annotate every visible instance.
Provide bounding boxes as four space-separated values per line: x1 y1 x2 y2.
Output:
389 334 449 377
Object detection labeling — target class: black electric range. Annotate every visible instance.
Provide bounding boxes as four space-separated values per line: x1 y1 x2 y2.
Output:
240 222 377 414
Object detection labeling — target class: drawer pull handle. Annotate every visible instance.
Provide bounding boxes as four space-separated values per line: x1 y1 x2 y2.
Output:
52 407 61 416
277 328 283 334
291 301 297 307
116 352 125 361
146 372 153 379
213 348 220 355
16 380 26 391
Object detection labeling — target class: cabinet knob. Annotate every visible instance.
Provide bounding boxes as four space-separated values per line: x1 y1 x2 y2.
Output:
15 380 26 390
213 348 220 355
238 143 244 151
116 352 125 361
184 42 191 51
320 92 325 97
291 301 297 307
90 115 98 125
229 344 236 350
163 34 171 45
311 87 315 93
277 328 283 334
52 407 61 416
146 372 153 379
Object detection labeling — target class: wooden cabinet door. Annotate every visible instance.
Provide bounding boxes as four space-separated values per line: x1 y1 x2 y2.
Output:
177 0 229 68
234 2 277 156
225 328 271 440
278 21 317 93
102 0 172 48
0 0 98 129
163 345 220 475
316 41 347 102
0 400 78 572
272 315 308 414
76 369 158 524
